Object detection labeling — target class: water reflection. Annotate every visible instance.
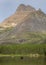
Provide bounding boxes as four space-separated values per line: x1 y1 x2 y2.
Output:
0 56 46 65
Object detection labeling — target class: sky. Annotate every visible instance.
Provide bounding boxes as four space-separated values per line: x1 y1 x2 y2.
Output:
0 0 46 22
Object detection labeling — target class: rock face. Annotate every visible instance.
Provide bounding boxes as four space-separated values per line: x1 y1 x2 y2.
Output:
0 4 46 44
16 4 35 12
0 4 36 28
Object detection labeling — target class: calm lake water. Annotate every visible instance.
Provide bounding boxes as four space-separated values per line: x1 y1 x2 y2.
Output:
0 56 46 65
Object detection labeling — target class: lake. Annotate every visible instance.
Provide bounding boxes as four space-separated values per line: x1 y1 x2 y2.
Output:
0 56 46 65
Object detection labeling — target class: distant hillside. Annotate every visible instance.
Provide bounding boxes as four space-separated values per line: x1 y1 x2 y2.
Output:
0 4 46 44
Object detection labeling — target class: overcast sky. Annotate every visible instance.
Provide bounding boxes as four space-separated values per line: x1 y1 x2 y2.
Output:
0 0 46 22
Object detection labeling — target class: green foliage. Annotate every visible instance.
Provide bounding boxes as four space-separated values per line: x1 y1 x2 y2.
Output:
0 44 46 55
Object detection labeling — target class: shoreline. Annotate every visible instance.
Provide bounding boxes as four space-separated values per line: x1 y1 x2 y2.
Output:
0 54 45 57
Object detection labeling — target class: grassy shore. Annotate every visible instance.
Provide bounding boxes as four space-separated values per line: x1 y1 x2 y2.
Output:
0 54 45 58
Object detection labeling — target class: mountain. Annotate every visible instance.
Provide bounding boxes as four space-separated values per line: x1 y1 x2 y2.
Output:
0 4 46 44
16 4 35 12
0 4 36 28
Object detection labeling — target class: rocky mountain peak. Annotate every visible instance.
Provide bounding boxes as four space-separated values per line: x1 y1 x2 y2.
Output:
0 4 46 29
16 4 36 12
37 8 43 13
